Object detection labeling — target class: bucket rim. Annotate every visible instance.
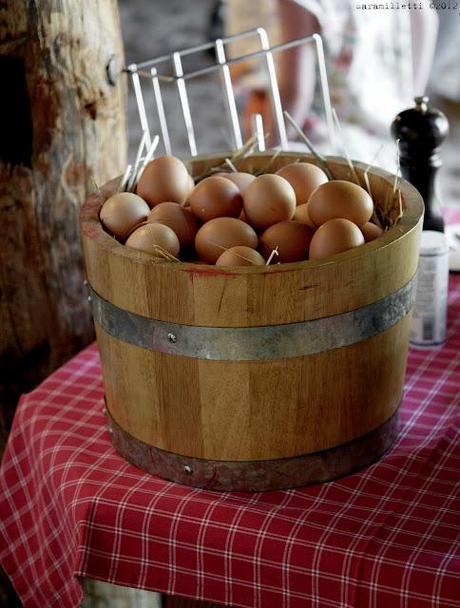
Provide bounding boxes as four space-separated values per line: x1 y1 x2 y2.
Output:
80 152 424 275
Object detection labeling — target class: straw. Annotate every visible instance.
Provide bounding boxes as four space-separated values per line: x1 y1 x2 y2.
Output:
363 143 386 199
127 131 149 192
254 149 282 175
118 165 133 193
149 245 181 262
224 158 238 173
283 111 333 180
136 135 160 185
192 135 259 181
208 241 262 265
266 246 279 265
331 108 360 185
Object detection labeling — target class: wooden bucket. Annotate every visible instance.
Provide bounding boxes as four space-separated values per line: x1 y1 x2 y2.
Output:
80 153 423 491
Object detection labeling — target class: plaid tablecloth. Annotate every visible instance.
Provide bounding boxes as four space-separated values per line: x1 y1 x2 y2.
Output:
1 274 459 608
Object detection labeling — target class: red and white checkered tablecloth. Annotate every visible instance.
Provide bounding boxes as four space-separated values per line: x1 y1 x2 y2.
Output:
1 278 459 608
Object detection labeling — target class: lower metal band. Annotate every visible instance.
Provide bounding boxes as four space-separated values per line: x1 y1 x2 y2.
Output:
107 408 400 492
89 277 414 361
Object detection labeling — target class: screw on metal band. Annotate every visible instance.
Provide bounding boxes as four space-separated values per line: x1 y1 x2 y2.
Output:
87 277 415 362
107 408 400 492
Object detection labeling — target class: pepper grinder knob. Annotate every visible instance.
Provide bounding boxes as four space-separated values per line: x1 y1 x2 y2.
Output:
391 96 449 232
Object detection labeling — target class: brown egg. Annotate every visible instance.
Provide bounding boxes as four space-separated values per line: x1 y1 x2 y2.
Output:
361 222 384 242
125 222 180 257
309 218 365 260
276 162 328 206
188 176 243 221
243 174 296 230
147 202 199 249
100 192 150 241
260 221 315 263
187 173 195 196
137 155 191 207
293 203 316 229
125 219 149 240
216 246 265 267
239 208 248 222
195 217 258 264
308 180 374 227
217 172 256 193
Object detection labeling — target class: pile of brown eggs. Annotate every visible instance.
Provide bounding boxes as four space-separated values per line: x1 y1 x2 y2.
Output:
99 155 384 267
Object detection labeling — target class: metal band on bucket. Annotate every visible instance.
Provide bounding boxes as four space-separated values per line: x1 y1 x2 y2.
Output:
88 277 415 361
107 406 400 491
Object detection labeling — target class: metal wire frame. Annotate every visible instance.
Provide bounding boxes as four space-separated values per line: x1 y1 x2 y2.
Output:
124 27 334 157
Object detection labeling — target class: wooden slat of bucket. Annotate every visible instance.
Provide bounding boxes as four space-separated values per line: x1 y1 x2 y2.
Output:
97 315 410 461
81 154 422 328
81 152 423 479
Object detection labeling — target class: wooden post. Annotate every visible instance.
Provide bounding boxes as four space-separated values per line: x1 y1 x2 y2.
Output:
0 0 127 454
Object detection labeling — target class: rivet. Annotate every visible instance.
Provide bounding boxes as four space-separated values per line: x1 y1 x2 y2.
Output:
87 295 92 302
184 465 192 474
106 54 119 86
167 332 177 344
83 279 88 286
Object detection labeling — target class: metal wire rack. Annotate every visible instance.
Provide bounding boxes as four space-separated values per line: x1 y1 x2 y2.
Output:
123 28 334 158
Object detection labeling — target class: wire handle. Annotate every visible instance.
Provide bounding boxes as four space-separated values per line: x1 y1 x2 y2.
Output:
125 28 334 157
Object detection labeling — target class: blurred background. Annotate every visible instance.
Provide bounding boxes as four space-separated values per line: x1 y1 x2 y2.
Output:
119 0 460 207
1 2 459 606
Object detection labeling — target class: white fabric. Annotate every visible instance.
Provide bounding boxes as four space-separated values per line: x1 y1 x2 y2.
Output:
428 7 460 100
225 0 429 168
290 0 414 135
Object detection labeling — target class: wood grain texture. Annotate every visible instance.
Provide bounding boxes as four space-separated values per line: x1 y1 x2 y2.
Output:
98 316 410 460
0 1 127 452
81 154 423 327
82 154 423 463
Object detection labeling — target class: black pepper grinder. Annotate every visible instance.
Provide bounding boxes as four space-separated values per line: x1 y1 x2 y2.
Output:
391 96 449 232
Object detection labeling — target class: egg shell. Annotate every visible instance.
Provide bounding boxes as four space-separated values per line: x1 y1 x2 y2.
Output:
125 222 180 257
239 208 248 222
147 202 199 249
276 162 328 206
308 180 374 227
195 217 258 264
125 219 149 240
309 218 365 260
188 176 243 221
243 174 296 230
260 221 315 263
215 246 265 267
216 172 256 193
293 203 316 229
99 192 150 241
361 222 384 242
187 173 195 196
137 155 191 207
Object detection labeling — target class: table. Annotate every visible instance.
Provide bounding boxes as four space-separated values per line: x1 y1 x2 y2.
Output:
1 276 459 608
